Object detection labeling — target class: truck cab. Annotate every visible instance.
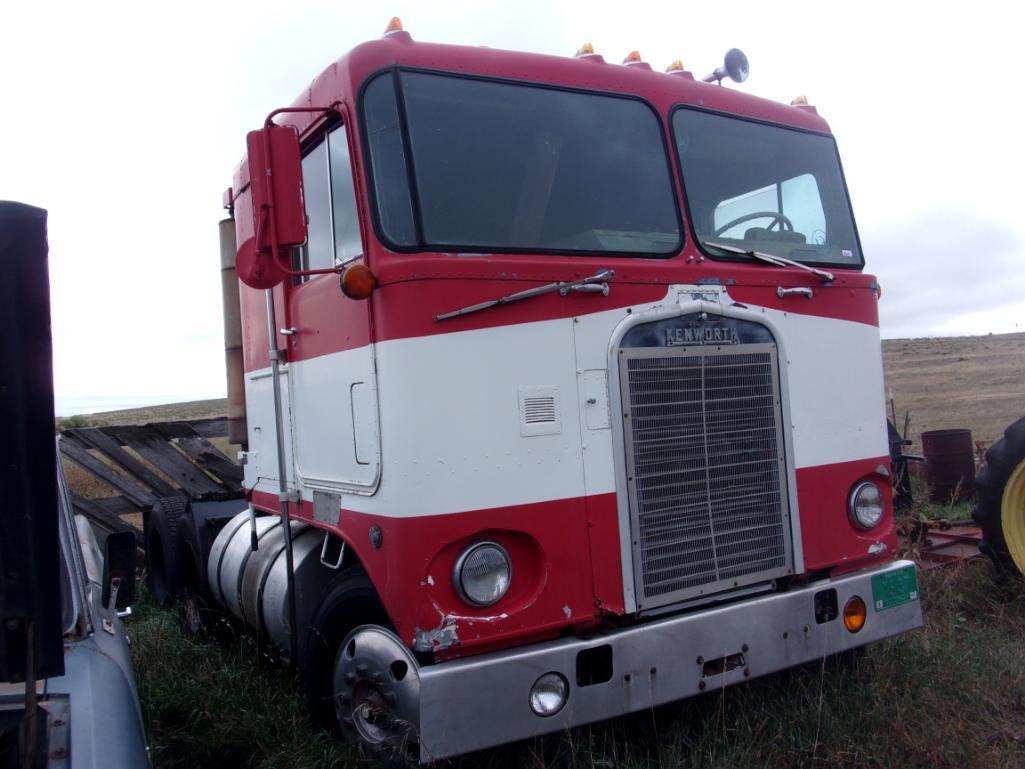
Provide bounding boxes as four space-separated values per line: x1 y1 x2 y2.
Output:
222 24 922 762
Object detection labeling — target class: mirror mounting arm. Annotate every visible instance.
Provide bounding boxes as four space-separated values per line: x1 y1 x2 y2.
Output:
257 104 344 279
238 103 350 289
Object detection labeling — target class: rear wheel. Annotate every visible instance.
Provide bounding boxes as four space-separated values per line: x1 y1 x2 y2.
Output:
973 417 1025 574
175 514 208 634
145 497 188 607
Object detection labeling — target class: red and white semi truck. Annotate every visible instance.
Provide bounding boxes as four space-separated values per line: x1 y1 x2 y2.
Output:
185 20 924 762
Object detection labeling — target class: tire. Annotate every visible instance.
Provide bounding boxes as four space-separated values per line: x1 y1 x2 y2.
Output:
972 416 1025 574
175 513 210 634
145 496 189 607
301 568 396 740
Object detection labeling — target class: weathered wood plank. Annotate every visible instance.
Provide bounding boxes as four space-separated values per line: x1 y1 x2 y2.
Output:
183 417 230 439
104 425 224 498
60 437 156 509
150 423 243 488
87 495 146 516
68 427 179 497
174 437 244 487
71 493 143 547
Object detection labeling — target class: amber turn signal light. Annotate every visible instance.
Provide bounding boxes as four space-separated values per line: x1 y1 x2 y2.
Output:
843 595 867 633
340 264 377 300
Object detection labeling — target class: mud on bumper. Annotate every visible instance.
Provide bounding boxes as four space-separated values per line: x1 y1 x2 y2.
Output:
414 559 922 761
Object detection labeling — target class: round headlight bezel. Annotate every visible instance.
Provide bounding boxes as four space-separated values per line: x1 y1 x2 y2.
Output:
452 541 512 607
529 672 569 717
848 480 885 530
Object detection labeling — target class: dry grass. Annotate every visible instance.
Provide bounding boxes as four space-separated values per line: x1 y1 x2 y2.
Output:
883 332 1025 451
132 562 1025 769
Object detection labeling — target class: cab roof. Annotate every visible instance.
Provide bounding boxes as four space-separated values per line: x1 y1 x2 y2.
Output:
234 30 831 193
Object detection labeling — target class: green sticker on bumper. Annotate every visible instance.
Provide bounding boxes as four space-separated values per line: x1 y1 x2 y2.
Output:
871 565 919 611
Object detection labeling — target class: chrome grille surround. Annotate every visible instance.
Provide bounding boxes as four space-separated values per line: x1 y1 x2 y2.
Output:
619 342 792 610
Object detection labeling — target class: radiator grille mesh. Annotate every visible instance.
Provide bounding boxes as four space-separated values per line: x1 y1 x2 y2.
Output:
622 344 790 607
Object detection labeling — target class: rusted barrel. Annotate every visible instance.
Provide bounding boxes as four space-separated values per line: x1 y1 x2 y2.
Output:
922 429 975 503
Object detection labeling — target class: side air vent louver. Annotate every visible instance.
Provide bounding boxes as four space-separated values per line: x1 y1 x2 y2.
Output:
519 386 561 436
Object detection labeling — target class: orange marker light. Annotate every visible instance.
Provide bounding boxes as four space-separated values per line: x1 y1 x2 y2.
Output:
843 596 867 633
383 16 403 35
340 264 377 300
622 50 642 64
575 42 595 57
666 59 685 73
791 95 809 106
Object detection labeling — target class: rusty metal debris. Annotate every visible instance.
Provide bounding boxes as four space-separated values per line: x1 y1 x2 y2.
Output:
897 517 982 570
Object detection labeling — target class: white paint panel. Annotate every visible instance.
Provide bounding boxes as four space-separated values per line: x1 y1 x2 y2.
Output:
243 285 886 519
243 369 296 496
757 305 888 468
369 318 586 517
289 345 380 493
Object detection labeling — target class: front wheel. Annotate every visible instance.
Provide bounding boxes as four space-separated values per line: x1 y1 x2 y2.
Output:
301 569 420 763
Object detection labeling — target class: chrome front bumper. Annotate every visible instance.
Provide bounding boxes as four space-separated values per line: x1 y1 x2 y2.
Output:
416 559 922 761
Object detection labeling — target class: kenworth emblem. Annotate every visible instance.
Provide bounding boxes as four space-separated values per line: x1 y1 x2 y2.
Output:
665 325 740 346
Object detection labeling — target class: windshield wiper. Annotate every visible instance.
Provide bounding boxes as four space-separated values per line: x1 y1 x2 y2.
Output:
703 241 834 283
435 269 614 321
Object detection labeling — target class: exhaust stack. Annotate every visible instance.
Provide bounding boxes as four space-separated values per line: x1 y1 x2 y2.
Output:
219 217 247 447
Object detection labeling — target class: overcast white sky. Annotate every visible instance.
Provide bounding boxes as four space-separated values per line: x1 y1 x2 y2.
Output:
2 0 1022 414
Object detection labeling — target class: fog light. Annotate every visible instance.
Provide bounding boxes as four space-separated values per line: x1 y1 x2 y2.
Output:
843 595 867 633
530 673 568 717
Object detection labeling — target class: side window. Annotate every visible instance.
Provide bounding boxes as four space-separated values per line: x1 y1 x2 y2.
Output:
300 142 332 271
712 173 826 245
329 127 361 262
781 174 826 246
298 123 362 276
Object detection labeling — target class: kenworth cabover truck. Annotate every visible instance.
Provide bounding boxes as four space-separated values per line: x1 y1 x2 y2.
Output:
154 20 924 763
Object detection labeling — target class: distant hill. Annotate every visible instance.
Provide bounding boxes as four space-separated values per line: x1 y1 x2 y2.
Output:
882 332 1024 450
57 398 228 429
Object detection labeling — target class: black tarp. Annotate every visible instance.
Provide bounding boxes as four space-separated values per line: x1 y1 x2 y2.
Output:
0 201 64 682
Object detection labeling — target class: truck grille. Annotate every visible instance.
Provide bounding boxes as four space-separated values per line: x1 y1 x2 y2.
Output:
619 343 791 609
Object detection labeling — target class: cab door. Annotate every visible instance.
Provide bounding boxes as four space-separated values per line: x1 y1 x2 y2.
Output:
287 121 381 495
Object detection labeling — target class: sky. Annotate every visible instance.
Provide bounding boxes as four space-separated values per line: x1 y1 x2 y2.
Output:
1 0 1022 414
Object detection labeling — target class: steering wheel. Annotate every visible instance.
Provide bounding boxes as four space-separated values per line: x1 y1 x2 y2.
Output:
714 211 794 237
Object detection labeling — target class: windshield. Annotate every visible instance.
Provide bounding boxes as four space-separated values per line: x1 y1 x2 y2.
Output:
362 71 682 256
672 108 861 266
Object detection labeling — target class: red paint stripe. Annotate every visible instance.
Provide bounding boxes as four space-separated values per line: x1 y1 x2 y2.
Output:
286 272 372 363
250 490 620 656
250 453 896 657
240 265 881 370
795 456 897 573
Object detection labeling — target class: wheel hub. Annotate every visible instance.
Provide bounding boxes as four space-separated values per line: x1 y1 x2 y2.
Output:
1001 458 1025 573
332 625 421 759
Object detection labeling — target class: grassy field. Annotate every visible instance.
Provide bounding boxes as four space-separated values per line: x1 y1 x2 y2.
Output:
68 332 1025 767
56 397 228 429
882 332 1025 450
133 555 1025 769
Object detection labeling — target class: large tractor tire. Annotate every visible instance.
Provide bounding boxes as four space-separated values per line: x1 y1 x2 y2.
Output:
144 496 189 607
972 416 1025 575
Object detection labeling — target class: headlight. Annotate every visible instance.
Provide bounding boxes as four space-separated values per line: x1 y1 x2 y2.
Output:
848 481 884 530
453 541 511 607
